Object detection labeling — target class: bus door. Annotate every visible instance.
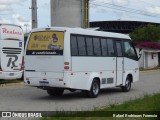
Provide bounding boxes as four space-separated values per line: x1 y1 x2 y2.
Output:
115 40 124 86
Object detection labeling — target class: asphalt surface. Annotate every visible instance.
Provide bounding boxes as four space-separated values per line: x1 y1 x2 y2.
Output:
0 71 160 111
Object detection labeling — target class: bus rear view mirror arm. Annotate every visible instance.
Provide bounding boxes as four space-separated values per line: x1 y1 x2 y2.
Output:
138 48 142 60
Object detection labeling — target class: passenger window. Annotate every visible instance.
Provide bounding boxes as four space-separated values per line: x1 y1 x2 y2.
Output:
116 41 123 57
100 38 108 56
77 36 86 56
93 37 101 56
124 41 137 60
86 37 94 56
71 35 78 56
107 39 115 56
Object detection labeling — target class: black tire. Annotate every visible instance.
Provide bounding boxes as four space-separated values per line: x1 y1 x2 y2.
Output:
47 89 55 96
121 77 131 92
81 90 88 97
47 89 64 96
87 79 100 98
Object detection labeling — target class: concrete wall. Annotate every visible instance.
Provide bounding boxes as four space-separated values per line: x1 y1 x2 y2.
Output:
136 48 159 69
147 52 158 68
51 0 82 27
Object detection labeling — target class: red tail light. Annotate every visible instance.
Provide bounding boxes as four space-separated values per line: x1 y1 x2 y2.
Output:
20 56 24 71
64 62 70 70
64 66 70 70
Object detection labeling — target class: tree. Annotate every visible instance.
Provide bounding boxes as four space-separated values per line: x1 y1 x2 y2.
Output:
129 24 160 43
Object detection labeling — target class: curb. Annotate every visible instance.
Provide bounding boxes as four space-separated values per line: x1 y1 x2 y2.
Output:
0 82 24 87
140 69 160 73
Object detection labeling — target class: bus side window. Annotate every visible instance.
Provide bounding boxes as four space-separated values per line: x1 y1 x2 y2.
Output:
93 37 101 56
86 37 94 56
71 35 78 56
100 38 108 56
107 39 115 57
77 36 87 56
116 41 123 57
124 41 137 60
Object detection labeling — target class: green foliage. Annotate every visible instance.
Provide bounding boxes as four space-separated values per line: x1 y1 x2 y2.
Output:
129 24 160 43
41 93 160 120
24 33 29 36
99 93 160 111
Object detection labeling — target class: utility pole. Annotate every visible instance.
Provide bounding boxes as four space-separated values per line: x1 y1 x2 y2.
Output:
84 0 89 28
82 0 89 28
30 0 38 29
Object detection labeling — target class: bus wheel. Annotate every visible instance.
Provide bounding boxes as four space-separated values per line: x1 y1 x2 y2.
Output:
121 77 131 92
87 79 100 98
47 89 64 96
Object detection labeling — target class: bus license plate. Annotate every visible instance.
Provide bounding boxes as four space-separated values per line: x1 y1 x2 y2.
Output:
9 73 14 76
39 81 49 86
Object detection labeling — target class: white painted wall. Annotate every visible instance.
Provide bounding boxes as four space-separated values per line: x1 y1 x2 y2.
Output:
136 48 159 69
147 52 158 68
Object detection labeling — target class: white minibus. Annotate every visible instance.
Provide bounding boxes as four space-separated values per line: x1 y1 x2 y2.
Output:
24 27 139 98
0 24 24 80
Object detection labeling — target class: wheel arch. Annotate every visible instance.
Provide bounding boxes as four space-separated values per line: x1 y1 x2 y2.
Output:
124 71 133 85
121 73 132 92
87 73 101 90
93 77 100 87
87 77 101 98
127 74 133 83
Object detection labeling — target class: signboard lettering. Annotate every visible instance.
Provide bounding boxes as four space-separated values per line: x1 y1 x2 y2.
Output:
2 28 22 35
6 55 18 68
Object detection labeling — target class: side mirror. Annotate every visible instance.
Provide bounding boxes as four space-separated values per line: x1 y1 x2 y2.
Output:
138 48 142 60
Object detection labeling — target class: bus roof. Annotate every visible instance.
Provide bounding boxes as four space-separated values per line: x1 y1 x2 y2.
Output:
30 27 131 40
0 23 22 28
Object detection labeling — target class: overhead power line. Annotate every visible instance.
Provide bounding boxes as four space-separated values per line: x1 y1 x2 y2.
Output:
90 1 160 18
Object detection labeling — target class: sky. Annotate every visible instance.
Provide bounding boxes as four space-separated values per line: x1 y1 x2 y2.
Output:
0 0 160 33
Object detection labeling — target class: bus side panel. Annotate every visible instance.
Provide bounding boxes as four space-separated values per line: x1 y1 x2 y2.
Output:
70 57 117 90
123 58 139 84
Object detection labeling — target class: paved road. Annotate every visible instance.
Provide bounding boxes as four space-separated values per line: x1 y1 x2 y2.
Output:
0 71 160 111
